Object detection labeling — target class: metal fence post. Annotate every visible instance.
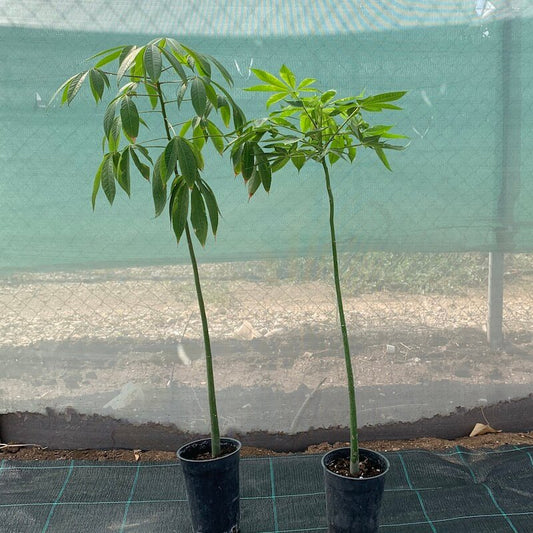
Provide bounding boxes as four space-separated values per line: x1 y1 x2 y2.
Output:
487 1 522 350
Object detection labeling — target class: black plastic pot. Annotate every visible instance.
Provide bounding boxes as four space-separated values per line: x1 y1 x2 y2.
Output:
322 447 389 533
178 437 241 533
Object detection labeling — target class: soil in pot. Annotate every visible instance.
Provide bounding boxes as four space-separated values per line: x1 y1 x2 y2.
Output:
325 454 385 478
179 439 238 461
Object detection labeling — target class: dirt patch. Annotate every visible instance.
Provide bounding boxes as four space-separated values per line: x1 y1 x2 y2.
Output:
1 432 532 462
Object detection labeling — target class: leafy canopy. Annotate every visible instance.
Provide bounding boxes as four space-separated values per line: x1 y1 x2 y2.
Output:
229 64 407 197
51 37 246 247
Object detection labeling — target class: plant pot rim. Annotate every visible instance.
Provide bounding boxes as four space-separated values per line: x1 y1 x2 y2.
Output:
177 437 242 463
322 446 390 481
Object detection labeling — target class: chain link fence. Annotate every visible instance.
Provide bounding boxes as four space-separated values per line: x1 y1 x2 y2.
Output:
0 1 532 435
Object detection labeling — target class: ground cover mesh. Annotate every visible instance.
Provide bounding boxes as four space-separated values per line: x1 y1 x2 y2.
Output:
1 446 532 532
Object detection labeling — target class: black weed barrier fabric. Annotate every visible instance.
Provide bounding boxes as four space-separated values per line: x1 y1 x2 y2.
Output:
1 446 532 532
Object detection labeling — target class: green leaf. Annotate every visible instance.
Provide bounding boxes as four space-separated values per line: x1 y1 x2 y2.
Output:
170 180 189 243
206 120 225 154
245 84 286 92
320 89 336 104
363 91 406 103
91 159 104 209
89 69 105 103
190 185 208 245
109 116 122 152
363 124 393 137
217 95 231 127
191 77 207 116
101 155 116 204
179 120 192 137
291 152 306 172
254 145 271 192
152 156 167 216
206 54 233 87
328 150 341 165
198 179 219 235
279 65 296 88
89 45 124 61
271 155 290 172
202 79 218 109
103 100 117 139
247 171 261 198
117 147 131 195
144 44 162 82
116 47 141 84
66 71 88 104
181 45 211 77
145 82 159 109
132 143 152 163
120 96 139 140
160 137 179 183
130 148 150 180
241 142 255 181
176 137 199 186
297 77 316 89
266 92 287 108
251 68 286 89
177 82 188 109
348 145 357 162
232 103 246 131
160 47 188 84
192 124 206 151
374 146 392 171
231 144 243 175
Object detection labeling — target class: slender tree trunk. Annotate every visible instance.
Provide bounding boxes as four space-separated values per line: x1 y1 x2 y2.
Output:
321 159 359 475
156 82 220 457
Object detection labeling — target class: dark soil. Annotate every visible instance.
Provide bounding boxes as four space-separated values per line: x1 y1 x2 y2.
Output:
179 440 238 461
1 432 532 462
326 455 384 478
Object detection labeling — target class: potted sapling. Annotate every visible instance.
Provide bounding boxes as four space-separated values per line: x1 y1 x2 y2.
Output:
51 38 247 533
231 65 406 532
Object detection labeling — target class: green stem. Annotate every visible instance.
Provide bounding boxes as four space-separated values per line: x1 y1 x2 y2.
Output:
184 223 221 457
321 158 359 475
156 82 221 457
